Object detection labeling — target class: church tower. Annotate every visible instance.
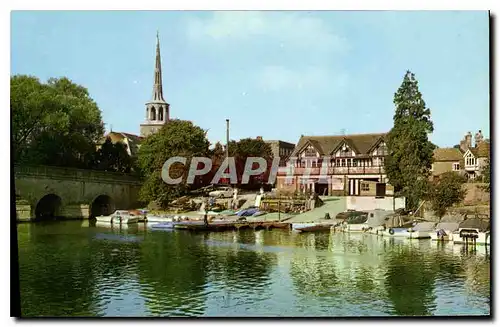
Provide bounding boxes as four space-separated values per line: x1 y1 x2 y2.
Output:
140 31 170 137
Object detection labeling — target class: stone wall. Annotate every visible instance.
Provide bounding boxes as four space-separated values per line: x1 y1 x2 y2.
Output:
463 182 490 205
345 196 405 211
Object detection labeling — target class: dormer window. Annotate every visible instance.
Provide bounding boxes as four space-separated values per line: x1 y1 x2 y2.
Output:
304 145 317 157
374 141 388 156
340 143 351 157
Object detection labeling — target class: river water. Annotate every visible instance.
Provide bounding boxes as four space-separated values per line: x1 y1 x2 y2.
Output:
16 221 490 317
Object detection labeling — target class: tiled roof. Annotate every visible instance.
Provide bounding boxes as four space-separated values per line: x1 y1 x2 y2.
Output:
470 141 490 158
290 133 386 157
433 148 463 161
101 131 144 157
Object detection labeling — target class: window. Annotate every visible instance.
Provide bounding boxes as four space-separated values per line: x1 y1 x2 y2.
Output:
431 164 434 171
361 183 370 191
375 142 388 156
304 145 317 157
453 163 460 171
466 157 477 166
340 144 351 157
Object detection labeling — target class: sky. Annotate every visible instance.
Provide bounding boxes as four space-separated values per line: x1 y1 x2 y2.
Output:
10 10 490 147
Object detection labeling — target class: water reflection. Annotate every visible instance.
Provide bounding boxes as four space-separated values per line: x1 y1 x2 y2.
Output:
16 222 490 317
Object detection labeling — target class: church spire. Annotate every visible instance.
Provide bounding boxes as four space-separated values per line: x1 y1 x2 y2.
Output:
141 31 170 137
152 30 165 103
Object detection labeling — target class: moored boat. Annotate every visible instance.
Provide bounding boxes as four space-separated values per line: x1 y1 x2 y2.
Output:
294 223 333 233
146 214 173 223
452 218 490 245
430 222 460 242
341 209 391 233
95 210 140 224
379 221 434 239
150 221 178 230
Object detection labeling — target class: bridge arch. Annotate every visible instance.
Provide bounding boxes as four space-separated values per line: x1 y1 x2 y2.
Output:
89 194 116 219
35 194 63 221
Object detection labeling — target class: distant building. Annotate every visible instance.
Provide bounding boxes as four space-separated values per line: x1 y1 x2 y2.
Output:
259 137 295 166
460 130 490 180
431 147 464 180
432 130 490 180
97 131 144 157
140 32 171 137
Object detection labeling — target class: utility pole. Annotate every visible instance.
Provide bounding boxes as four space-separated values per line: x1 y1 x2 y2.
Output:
226 119 230 186
278 195 281 222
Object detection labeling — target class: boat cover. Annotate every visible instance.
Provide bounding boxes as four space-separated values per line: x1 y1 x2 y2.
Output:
365 212 389 227
346 214 368 224
435 222 460 231
458 218 490 232
411 221 436 231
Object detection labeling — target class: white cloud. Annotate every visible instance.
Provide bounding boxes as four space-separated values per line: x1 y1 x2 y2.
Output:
256 65 348 92
186 11 348 53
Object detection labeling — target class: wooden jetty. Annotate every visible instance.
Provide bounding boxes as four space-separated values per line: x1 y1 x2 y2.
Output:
174 221 291 232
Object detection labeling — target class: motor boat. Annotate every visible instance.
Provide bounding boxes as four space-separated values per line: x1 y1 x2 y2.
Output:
341 209 391 233
430 222 460 242
150 221 178 230
292 223 333 233
452 218 490 245
379 221 435 239
146 214 173 223
95 210 140 224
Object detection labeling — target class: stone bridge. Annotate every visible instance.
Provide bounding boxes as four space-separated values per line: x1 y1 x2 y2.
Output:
14 165 143 221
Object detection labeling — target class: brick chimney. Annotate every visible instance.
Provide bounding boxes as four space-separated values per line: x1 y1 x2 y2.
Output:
459 132 472 153
465 131 472 148
474 130 484 147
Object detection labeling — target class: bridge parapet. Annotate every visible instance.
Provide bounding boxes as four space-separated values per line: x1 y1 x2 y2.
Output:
14 165 142 185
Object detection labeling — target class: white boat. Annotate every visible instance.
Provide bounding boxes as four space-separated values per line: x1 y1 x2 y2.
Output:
291 222 322 231
430 222 460 242
341 209 391 233
150 221 178 230
380 221 435 239
95 210 140 225
452 218 490 245
146 214 173 223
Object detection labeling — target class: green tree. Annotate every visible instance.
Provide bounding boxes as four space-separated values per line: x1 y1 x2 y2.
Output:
210 141 225 164
227 138 273 186
92 138 133 173
429 172 467 219
481 159 490 192
136 119 210 208
11 75 104 168
385 71 435 211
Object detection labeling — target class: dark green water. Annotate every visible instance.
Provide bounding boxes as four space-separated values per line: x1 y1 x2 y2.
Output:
16 221 490 317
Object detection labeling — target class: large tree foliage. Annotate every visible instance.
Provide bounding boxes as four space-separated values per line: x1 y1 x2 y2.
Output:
429 172 467 219
385 71 436 211
92 138 133 173
227 138 274 186
11 75 104 168
481 159 490 192
136 120 210 208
